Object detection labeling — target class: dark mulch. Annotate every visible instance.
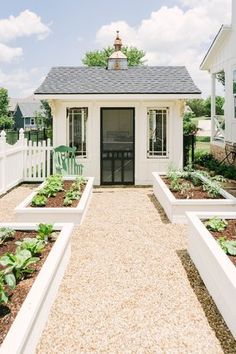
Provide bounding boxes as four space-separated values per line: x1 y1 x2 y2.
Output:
162 177 224 200
206 219 236 266
30 181 86 208
0 230 56 344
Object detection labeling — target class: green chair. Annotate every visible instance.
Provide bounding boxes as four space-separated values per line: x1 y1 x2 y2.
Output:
53 145 84 176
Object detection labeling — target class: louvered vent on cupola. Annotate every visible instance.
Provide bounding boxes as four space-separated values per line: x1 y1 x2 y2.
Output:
107 31 128 70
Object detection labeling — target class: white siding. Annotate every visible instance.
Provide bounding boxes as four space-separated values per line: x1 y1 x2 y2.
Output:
52 99 183 185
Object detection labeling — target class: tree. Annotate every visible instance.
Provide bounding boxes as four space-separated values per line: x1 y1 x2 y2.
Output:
204 96 225 117
183 112 198 136
0 88 9 117
216 70 225 87
35 111 46 130
40 100 52 128
82 46 146 67
0 116 14 130
186 99 206 117
0 88 12 130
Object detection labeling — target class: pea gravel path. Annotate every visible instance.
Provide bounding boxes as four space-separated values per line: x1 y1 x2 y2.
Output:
1 185 236 353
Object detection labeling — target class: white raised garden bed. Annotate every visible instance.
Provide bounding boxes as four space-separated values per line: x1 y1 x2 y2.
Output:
15 177 94 225
186 212 236 339
0 222 74 354
152 172 236 223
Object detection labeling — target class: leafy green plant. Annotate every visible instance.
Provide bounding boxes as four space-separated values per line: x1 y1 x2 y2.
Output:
0 227 15 245
71 176 85 192
0 250 39 285
205 217 228 232
202 179 221 198
180 182 194 199
194 151 236 181
39 175 64 198
63 190 81 206
37 223 54 242
16 238 45 256
0 272 9 304
31 194 48 207
170 178 181 192
218 237 236 256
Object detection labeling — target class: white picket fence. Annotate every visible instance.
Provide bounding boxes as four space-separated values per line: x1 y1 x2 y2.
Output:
0 129 53 195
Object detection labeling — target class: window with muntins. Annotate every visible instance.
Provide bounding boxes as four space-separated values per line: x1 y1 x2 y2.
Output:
67 107 88 157
147 108 168 158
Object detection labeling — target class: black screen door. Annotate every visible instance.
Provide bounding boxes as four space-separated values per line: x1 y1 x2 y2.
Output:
101 108 135 185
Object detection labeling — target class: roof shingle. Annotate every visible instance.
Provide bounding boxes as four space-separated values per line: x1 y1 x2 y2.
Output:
35 66 201 95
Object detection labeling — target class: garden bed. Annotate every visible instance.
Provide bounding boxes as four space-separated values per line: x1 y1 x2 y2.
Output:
186 212 236 339
0 222 74 353
153 170 236 223
15 175 94 224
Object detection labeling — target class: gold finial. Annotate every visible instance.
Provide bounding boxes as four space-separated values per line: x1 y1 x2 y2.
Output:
114 30 122 52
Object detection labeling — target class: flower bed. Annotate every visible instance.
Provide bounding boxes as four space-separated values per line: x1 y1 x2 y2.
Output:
0 222 74 353
15 175 94 224
186 212 236 339
152 169 236 223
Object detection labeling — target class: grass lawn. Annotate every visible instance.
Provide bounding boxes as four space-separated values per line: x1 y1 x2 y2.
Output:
195 140 210 153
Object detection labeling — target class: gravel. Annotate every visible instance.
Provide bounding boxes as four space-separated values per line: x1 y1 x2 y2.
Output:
1 185 236 353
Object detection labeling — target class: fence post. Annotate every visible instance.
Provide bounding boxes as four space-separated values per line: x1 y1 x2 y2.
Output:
19 129 25 181
0 130 7 193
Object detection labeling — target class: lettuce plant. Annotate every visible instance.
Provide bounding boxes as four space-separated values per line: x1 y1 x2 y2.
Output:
205 217 228 232
31 194 48 207
0 227 15 245
218 237 236 256
16 238 45 256
0 250 39 285
37 223 54 242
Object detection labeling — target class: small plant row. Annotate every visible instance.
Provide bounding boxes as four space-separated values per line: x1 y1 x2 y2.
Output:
167 167 225 198
205 217 236 257
31 174 85 207
0 224 54 304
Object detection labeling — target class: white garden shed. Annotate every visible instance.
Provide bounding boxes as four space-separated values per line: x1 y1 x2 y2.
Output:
35 33 200 185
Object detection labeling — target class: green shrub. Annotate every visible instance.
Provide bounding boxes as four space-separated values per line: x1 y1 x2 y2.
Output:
194 151 236 181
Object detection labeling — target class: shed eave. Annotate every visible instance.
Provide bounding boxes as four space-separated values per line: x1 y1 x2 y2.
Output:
200 25 231 71
34 92 201 101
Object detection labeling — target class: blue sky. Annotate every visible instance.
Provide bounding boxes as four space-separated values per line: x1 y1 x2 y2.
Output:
0 0 231 97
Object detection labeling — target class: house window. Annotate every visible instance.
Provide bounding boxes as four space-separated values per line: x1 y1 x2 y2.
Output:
233 70 236 118
147 108 168 158
67 107 88 157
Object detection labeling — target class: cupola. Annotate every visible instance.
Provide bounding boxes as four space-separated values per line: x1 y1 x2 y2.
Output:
107 31 128 70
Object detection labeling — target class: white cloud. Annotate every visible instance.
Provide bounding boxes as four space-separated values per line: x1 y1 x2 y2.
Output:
96 0 232 96
0 10 50 43
0 43 22 62
0 10 50 63
0 68 45 98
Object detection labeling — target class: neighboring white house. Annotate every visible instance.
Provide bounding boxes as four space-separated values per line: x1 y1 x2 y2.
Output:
201 0 236 163
35 32 200 185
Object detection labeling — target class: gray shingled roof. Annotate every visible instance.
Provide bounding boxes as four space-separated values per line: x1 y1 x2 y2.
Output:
35 66 201 95
17 101 43 117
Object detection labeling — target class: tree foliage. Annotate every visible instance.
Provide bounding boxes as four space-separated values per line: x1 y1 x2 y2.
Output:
0 88 9 117
40 100 52 120
0 88 13 129
0 116 14 130
187 96 225 117
82 46 146 67
204 96 225 117
183 112 198 136
186 99 206 117
40 100 52 128
216 70 225 86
